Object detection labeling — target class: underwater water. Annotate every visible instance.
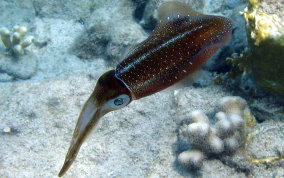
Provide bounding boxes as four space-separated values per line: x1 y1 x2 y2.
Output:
0 0 283 177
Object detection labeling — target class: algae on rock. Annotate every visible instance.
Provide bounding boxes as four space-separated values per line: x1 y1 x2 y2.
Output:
228 0 284 96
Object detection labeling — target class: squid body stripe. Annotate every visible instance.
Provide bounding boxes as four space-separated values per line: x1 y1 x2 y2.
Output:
117 26 203 75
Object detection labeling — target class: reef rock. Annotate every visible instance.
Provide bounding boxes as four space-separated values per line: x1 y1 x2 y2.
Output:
228 0 284 96
0 51 38 81
71 0 147 64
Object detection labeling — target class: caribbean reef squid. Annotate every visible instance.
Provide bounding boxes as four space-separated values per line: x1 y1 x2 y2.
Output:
58 2 232 176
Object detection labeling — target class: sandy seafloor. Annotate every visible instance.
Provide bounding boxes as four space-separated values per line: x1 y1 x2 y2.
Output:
0 0 283 177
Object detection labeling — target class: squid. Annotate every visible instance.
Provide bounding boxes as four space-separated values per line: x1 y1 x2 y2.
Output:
58 2 232 176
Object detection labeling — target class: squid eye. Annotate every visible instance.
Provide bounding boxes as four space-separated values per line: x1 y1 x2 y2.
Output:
107 94 131 110
114 98 124 106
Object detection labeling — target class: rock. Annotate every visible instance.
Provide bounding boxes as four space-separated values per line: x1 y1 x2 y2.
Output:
0 0 35 27
3 126 11 133
201 159 247 178
105 20 147 64
0 73 13 82
0 51 38 80
71 24 110 60
32 0 94 20
72 1 147 64
246 121 284 161
137 0 157 30
227 0 284 96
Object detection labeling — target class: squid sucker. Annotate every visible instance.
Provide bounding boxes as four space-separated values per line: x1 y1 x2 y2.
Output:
58 2 232 176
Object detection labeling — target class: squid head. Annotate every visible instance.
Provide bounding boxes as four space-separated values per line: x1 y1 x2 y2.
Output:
58 70 132 176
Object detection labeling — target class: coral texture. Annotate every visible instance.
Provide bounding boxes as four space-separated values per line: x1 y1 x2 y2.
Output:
0 26 34 55
178 96 256 169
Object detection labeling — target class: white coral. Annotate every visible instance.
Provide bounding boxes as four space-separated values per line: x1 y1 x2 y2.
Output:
188 110 210 123
0 26 34 55
178 150 205 169
178 96 251 169
217 96 247 116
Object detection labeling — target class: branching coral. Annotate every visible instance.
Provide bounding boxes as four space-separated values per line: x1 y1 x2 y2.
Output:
178 96 256 169
0 26 34 55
